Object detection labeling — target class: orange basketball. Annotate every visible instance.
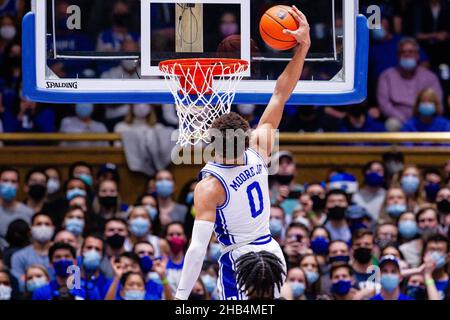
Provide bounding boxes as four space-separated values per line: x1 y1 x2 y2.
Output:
259 5 300 51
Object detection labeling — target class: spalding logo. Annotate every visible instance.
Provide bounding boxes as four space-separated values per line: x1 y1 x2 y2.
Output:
277 9 287 20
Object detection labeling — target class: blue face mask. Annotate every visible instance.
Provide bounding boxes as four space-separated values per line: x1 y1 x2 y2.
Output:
75 103 94 119
399 58 417 71
156 180 174 198
331 280 352 296
65 218 84 236
78 174 93 187
26 277 48 292
148 272 162 285
401 175 420 194
386 203 407 218
0 182 17 202
424 183 440 201
398 220 418 239
406 285 426 300
305 271 319 284
145 205 158 221
66 188 87 201
139 256 154 273
201 274 217 294
311 236 329 255
430 251 447 269
364 172 384 187
290 281 305 298
129 217 150 237
53 259 73 278
372 27 386 40
83 250 102 271
269 219 283 238
380 274 400 292
185 192 194 205
208 243 222 263
124 290 145 300
418 102 436 117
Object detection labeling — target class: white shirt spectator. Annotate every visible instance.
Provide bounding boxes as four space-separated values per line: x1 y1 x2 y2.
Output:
59 116 109 147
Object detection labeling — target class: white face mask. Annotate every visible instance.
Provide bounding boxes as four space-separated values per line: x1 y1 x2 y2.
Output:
31 225 55 243
0 285 12 300
237 104 256 116
133 104 152 119
0 26 16 40
121 60 136 72
47 178 60 194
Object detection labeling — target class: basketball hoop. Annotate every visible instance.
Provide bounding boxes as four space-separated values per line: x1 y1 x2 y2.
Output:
159 58 249 146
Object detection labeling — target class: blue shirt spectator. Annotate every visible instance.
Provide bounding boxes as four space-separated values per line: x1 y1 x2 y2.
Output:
32 279 101 300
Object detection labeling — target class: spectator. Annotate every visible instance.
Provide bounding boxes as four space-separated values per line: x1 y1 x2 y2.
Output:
69 161 95 189
2 219 30 267
101 218 128 278
10 212 54 289
351 230 376 287
135 193 162 239
100 39 140 80
23 168 49 214
269 205 286 245
45 167 62 200
54 230 80 254
304 182 327 227
0 167 33 238
324 190 351 243
340 105 386 133
0 268 15 300
97 163 120 186
396 165 426 210
23 265 50 300
375 223 399 254
398 211 419 242
189 278 209 300
59 104 109 147
164 222 187 294
403 88 450 132
423 168 443 202
422 234 449 299
328 264 374 300
377 37 443 124
114 104 158 143
380 187 408 223
92 179 126 223
61 206 86 243
310 227 330 268
299 254 321 300
436 187 450 234
281 267 307 300
283 222 311 269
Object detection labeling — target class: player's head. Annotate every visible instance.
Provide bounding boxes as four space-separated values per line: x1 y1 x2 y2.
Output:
235 251 286 300
209 112 250 162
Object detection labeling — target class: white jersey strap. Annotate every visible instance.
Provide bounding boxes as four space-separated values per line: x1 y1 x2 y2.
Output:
220 234 272 254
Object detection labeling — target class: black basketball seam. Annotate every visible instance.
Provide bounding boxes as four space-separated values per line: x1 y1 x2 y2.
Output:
264 11 297 35
260 25 297 44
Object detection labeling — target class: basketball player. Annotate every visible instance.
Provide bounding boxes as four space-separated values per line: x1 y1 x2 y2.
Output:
175 6 310 300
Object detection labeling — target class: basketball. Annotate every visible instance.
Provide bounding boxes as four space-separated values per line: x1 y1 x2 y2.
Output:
259 5 300 51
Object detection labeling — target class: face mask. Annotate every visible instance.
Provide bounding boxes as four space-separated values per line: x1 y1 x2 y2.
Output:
401 175 420 194
0 182 17 202
189 293 205 300
0 26 16 40
53 259 73 278
364 172 384 187
380 274 400 292
418 102 436 117
386 203 407 218
47 178 60 194
65 218 84 236
129 217 150 237
145 205 158 220
0 285 12 300
32 225 54 243
106 233 126 249
99 196 118 209
269 219 283 238
201 274 217 294
66 188 87 201
156 180 174 198
331 280 352 296
406 285 426 300
78 174 93 187
305 271 319 284
419 226 438 238
372 27 386 40
121 60 136 72
311 195 325 211
75 103 94 119
327 206 347 221
26 277 48 293
399 58 417 71
329 255 350 264
274 174 294 186
237 104 256 116
185 192 194 205
385 160 404 176
353 247 372 264
437 199 450 213
124 290 145 300
28 184 47 201
424 183 440 201
376 238 393 250
398 220 418 239
208 243 222 263
311 236 329 255
430 251 447 269
148 272 162 285
220 22 238 37
290 281 305 298
168 236 186 255
133 104 152 118
139 256 154 273
83 250 102 271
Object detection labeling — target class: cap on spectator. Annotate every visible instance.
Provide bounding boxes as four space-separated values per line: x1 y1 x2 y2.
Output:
346 205 371 220
274 150 294 162
98 163 119 179
378 255 400 270
328 173 359 194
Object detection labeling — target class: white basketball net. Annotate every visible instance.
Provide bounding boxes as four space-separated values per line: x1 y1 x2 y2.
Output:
160 59 248 146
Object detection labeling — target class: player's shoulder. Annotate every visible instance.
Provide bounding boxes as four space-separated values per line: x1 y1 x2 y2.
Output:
196 175 223 193
194 176 227 208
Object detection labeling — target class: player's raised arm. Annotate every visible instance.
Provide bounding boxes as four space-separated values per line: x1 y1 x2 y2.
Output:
251 6 311 158
174 177 224 300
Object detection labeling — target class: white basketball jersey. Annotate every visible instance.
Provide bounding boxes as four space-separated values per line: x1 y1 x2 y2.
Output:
199 148 271 246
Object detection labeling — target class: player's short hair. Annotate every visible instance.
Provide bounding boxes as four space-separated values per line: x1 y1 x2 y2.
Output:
209 112 250 160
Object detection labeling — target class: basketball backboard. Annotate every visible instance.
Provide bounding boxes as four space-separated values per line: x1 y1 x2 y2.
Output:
23 0 368 105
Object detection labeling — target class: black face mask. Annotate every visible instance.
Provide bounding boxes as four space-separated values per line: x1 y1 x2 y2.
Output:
329 255 350 264
106 233 125 249
353 247 372 264
327 206 347 221
311 195 326 211
274 174 294 186
99 196 118 209
28 184 47 201
437 199 450 213
188 293 205 300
